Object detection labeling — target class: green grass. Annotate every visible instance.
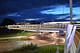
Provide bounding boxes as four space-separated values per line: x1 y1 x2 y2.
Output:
4 45 64 53
0 38 32 43
0 31 35 38
17 31 33 36
18 38 32 41
34 45 64 53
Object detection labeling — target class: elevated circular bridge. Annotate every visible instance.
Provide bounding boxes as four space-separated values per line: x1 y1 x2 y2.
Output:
8 24 80 32
8 24 67 32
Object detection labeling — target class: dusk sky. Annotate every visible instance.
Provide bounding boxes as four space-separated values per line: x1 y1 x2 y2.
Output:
0 0 80 23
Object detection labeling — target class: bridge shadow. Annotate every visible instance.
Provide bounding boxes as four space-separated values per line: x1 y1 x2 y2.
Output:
36 34 55 42
56 39 63 44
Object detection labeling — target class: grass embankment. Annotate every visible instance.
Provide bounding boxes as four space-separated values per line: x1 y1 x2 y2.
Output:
0 31 35 38
4 44 64 53
0 31 35 42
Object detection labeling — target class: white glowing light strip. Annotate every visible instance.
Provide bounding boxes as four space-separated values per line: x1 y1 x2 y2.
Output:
67 24 73 40
65 24 73 49
67 26 76 48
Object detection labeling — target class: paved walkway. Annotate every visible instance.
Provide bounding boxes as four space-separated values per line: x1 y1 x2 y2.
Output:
0 36 29 40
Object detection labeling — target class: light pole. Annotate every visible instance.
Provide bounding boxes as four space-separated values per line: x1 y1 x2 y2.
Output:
70 0 72 24
64 0 73 53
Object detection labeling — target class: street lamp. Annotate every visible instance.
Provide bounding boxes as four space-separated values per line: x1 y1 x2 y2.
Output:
70 0 72 24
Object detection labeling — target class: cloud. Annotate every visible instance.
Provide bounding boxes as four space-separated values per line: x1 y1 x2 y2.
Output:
6 13 21 17
65 15 80 20
25 18 40 21
40 5 80 15
56 15 69 19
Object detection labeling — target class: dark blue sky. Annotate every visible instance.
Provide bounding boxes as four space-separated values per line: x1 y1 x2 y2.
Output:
0 0 79 15
0 0 80 23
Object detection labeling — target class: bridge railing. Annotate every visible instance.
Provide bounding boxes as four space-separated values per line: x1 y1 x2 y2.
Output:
8 24 67 30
